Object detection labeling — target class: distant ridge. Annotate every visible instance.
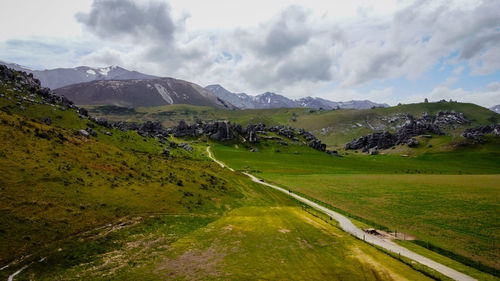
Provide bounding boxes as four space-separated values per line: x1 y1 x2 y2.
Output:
205 84 389 110
0 60 159 89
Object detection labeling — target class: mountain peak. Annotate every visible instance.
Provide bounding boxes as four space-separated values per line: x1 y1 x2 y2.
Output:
490 104 500 114
205 84 390 110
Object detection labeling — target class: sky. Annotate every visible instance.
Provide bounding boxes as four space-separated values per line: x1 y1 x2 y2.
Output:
0 0 499 107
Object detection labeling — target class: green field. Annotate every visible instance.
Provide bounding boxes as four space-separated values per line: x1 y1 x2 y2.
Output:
12 205 441 281
211 141 500 274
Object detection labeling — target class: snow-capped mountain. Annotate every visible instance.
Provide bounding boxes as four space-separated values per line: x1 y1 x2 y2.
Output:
205 85 301 109
490 105 500 114
0 60 158 89
54 78 236 109
205 84 389 110
252 92 301 108
205 84 257 109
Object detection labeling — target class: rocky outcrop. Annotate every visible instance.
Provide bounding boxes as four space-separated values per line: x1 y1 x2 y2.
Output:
309 139 326 151
0 64 79 112
207 121 234 141
245 124 259 142
346 132 397 151
346 112 451 152
138 121 166 138
462 124 500 139
174 120 199 137
434 110 469 125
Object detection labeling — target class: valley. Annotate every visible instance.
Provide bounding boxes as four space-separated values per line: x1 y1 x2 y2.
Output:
2 1 500 280
1 64 499 281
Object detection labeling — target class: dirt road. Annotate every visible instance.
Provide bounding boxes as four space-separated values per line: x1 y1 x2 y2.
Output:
206 146 476 281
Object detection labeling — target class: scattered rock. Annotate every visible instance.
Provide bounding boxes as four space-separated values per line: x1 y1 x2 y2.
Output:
86 128 98 137
78 129 89 137
178 142 193 152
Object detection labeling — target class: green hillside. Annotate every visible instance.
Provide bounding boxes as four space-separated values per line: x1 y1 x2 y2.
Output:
86 102 499 149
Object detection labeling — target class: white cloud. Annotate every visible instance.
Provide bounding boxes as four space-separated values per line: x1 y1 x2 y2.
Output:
439 76 459 88
487 82 500 92
1 0 500 106
405 86 500 107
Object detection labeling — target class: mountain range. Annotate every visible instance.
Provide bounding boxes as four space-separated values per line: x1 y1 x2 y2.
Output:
2 60 388 110
205 84 389 110
0 61 159 89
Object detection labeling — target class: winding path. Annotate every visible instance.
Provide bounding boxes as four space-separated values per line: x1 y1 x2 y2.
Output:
206 147 476 281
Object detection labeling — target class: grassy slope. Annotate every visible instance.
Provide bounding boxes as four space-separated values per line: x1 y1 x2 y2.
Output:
86 102 499 148
0 78 437 280
19 206 437 281
0 100 246 266
211 141 500 273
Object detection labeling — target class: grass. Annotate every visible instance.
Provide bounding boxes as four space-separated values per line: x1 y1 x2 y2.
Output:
0 79 254 271
211 141 500 274
15 207 436 280
211 138 500 175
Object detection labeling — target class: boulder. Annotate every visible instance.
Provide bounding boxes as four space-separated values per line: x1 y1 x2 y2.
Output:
78 107 88 117
309 139 326 152
407 138 419 147
138 121 166 137
245 124 259 142
209 121 234 141
86 128 98 137
78 129 89 137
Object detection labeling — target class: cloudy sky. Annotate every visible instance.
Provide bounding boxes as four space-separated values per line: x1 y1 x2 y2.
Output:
1 0 499 106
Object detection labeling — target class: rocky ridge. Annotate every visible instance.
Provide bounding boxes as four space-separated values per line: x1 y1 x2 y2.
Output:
0 65 80 113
